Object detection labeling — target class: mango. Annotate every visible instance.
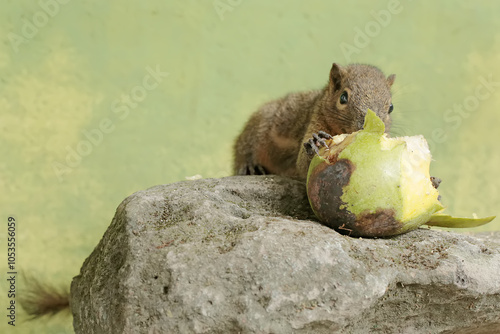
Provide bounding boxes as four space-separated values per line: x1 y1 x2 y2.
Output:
306 110 495 237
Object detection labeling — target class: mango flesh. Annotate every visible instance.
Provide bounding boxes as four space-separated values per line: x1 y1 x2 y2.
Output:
306 110 495 237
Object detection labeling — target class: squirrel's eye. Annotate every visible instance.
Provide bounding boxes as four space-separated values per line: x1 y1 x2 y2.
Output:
388 103 394 114
340 91 348 104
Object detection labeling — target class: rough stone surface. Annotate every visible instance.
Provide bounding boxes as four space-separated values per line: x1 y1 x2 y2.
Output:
71 176 500 334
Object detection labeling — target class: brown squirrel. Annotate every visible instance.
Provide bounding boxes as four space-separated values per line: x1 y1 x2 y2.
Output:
233 63 396 180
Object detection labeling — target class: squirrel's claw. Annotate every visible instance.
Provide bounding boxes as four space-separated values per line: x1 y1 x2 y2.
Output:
430 176 442 201
304 139 320 157
430 176 442 189
317 131 333 140
304 131 333 158
239 164 267 176
254 165 267 175
431 176 442 201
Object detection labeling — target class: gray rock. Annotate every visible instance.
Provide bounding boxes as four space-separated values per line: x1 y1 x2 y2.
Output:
71 176 500 334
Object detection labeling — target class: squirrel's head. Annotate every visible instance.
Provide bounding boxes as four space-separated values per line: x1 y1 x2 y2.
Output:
324 63 395 134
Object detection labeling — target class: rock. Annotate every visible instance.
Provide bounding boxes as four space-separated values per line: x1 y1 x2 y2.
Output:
71 176 500 334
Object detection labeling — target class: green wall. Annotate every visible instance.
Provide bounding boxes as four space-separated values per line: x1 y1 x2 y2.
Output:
1 1 499 332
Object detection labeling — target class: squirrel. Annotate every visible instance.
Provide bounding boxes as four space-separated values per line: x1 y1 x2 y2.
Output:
233 63 396 180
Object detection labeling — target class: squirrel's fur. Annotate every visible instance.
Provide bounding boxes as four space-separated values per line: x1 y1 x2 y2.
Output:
233 63 396 180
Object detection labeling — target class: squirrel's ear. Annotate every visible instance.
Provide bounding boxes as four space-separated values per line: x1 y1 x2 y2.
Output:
387 74 396 87
329 63 346 91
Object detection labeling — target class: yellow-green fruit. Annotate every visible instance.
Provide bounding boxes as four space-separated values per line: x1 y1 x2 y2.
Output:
306 110 495 237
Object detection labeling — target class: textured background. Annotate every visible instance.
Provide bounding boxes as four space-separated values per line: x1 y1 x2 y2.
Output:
1 1 499 333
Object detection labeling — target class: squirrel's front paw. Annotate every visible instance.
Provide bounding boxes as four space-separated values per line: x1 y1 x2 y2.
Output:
304 131 333 157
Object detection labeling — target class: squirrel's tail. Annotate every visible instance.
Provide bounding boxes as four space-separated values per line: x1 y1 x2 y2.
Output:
20 274 70 319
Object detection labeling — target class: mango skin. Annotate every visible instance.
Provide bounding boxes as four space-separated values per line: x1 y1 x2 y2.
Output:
307 158 404 237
